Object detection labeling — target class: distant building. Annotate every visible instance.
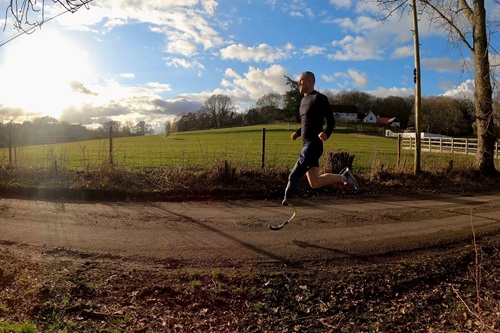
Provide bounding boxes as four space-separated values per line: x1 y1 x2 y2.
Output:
363 111 377 124
332 104 358 122
363 111 400 128
333 112 358 122
377 117 400 128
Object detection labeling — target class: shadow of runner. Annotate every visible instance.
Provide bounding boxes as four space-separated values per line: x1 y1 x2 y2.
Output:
148 203 300 267
292 240 376 263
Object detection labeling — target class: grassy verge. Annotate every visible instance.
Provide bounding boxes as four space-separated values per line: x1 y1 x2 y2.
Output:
0 163 497 203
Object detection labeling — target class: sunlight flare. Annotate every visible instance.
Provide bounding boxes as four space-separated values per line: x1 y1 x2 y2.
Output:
0 28 95 119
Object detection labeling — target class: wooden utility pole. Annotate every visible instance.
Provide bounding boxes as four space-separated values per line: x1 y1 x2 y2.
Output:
412 0 422 176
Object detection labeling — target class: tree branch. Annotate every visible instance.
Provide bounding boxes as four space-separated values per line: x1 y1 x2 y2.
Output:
4 0 93 32
420 0 474 53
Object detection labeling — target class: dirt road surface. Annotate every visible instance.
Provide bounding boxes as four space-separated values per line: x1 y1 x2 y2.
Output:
1 192 499 268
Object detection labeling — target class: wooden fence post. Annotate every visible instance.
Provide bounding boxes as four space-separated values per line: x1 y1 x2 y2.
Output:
261 128 266 169
8 124 12 164
109 125 113 166
397 135 401 167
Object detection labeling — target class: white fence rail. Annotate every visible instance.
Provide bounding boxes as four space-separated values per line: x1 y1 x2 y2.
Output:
401 136 500 159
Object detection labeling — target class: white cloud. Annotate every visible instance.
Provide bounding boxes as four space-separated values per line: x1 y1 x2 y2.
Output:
392 46 413 59
276 1 315 19
179 65 290 110
321 69 367 89
290 11 305 18
367 86 415 98
302 45 326 57
58 65 287 127
332 16 380 34
224 65 289 99
54 1 225 60
163 38 199 57
56 77 202 132
220 43 294 63
120 73 136 78
442 79 475 99
330 0 351 9
326 8 421 62
422 57 471 73
347 69 368 88
145 82 172 92
202 0 219 15
330 35 384 61
165 57 204 69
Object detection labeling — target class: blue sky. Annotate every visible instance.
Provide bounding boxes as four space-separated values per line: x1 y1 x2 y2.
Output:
0 0 498 133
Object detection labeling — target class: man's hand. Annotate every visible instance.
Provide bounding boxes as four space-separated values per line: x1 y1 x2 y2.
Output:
291 131 299 140
318 132 328 141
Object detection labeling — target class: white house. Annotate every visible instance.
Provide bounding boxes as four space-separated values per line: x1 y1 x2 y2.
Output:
363 111 377 124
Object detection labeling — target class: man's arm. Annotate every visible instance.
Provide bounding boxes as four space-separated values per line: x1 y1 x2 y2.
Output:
319 95 335 141
292 128 301 140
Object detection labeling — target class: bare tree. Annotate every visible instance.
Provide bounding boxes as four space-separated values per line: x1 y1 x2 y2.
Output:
134 121 153 136
164 120 172 137
4 0 92 33
104 120 121 133
374 0 497 175
413 96 472 135
201 94 235 128
255 93 283 123
331 91 377 119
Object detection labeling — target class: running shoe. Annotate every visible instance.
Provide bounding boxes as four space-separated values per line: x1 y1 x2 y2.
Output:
341 167 359 190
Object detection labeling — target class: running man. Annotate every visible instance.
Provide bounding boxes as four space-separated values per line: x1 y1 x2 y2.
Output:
283 71 358 206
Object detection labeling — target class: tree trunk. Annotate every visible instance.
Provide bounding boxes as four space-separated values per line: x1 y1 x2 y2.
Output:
471 1 496 175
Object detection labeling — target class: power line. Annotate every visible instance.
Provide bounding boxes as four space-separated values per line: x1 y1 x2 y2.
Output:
0 10 69 48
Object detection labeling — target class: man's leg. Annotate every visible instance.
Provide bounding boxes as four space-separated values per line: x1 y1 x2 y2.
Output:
307 167 360 190
283 159 309 204
306 167 343 189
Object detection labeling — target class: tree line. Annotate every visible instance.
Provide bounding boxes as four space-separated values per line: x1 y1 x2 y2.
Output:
171 76 497 138
0 117 154 147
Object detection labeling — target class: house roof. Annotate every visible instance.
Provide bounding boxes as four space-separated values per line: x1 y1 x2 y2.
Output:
377 117 399 125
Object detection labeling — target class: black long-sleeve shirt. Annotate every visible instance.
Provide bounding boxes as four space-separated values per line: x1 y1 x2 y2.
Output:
295 90 335 147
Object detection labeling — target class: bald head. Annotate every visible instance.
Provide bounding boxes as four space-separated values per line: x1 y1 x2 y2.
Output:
299 71 315 95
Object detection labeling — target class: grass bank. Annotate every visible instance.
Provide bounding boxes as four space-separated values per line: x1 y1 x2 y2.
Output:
0 124 437 173
2 124 496 201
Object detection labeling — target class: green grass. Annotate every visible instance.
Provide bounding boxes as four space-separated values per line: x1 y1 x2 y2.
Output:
0 124 475 174
0 321 37 333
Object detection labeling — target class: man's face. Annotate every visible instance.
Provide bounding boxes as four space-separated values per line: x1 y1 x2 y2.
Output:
298 74 313 95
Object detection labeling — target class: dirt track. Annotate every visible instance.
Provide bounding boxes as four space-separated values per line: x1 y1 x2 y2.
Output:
1 192 500 268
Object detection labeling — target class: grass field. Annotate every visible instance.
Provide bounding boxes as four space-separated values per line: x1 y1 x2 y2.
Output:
0 124 477 174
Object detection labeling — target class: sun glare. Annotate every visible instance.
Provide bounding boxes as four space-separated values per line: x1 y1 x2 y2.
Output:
0 28 94 120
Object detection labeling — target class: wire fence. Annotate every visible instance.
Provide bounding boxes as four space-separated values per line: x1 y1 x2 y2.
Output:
3 125 498 174
0 125 403 174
